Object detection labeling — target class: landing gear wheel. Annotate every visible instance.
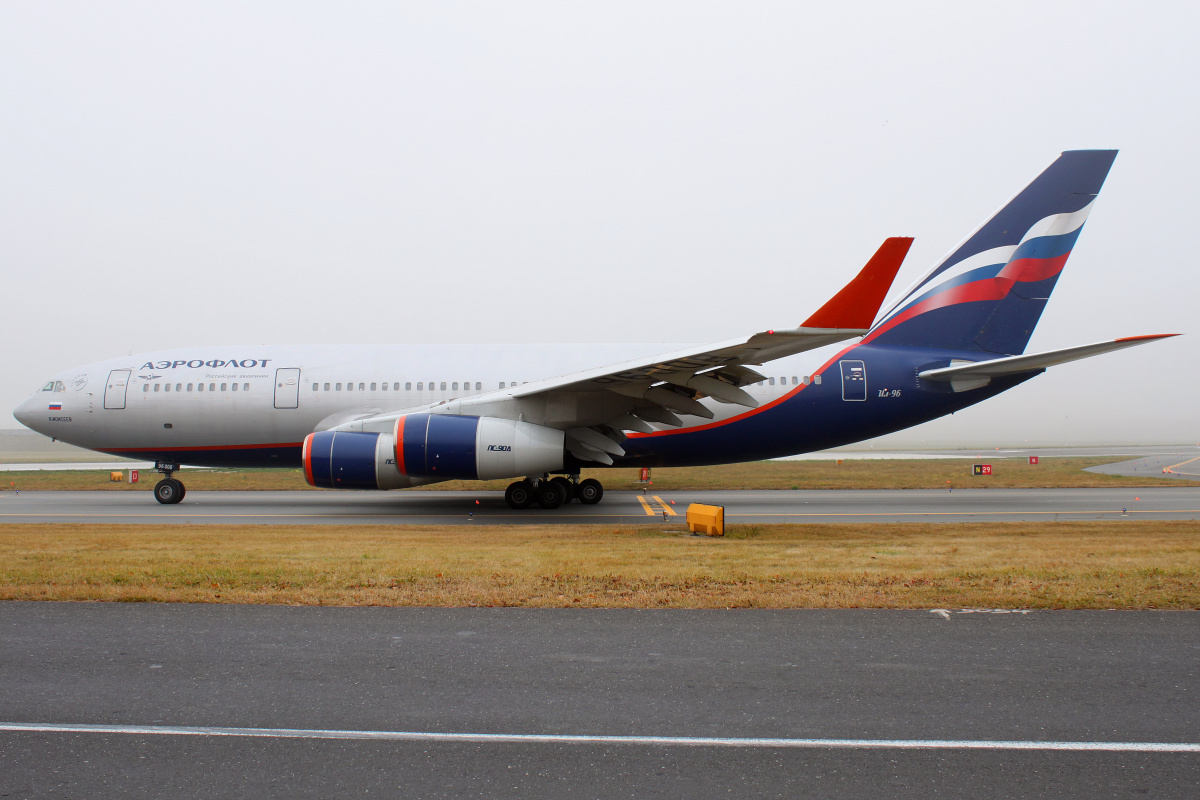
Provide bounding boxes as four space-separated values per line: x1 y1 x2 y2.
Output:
550 476 575 503
536 480 565 509
505 480 534 509
576 478 603 505
154 478 184 505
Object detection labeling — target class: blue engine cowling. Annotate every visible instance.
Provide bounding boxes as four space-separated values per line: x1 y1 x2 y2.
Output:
304 415 565 490
303 430 406 490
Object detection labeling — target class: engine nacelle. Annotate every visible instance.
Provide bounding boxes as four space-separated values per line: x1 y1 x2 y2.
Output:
303 415 565 490
394 414 564 481
303 430 416 490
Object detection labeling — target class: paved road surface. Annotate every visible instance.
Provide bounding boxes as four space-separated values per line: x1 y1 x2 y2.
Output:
1 604 1196 798
1 486 1198 525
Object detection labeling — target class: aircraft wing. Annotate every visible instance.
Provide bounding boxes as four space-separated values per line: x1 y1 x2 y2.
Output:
338 238 912 464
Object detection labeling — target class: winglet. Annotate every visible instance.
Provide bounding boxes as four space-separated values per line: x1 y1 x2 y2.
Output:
801 237 913 329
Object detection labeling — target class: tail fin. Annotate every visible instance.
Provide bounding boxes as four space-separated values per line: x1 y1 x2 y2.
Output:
866 150 1118 355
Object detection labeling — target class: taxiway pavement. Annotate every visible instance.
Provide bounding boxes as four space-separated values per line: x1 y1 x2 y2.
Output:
1 604 1196 798
1 486 1198 525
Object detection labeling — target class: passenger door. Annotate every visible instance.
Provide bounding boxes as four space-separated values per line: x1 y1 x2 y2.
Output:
839 360 867 401
274 368 301 409
103 369 130 410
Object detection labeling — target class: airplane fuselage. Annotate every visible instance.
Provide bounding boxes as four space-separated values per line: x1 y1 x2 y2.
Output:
14 341 1028 472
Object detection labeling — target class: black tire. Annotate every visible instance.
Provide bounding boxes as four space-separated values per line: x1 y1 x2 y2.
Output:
505 480 534 509
174 479 186 501
576 478 603 505
550 476 575 503
536 481 565 509
154 479 183 505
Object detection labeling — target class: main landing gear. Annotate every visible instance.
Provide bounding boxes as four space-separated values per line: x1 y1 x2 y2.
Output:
153 461 186 505
504 475 604 510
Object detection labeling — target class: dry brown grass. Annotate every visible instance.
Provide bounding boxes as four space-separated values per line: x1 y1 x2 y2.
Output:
5 457 1195 492
1 521 1196 609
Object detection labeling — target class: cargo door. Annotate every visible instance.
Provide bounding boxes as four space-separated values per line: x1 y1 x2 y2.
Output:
274 368 301 409
103 369 131 410
839 360 867 401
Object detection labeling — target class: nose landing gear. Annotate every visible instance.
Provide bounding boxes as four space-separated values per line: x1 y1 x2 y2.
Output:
152 461 186 505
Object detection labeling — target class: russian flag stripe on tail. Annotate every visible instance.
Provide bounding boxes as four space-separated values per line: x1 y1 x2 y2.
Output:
867 150 1117 355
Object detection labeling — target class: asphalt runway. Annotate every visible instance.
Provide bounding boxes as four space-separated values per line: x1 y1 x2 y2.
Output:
1 604 1196 798
1 486 1199 525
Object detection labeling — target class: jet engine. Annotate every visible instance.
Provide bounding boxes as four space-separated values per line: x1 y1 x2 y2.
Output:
303 414 564 490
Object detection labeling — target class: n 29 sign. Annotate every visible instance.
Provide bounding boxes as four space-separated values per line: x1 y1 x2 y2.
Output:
973 464 993 476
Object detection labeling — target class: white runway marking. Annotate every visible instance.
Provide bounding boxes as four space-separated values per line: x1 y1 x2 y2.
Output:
2 723 1197 752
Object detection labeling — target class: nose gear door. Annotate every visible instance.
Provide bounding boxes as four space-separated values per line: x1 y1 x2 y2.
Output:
103 369 131 409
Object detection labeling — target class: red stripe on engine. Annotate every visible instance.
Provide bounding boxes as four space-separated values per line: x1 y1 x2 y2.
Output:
393 416 407 475
302 433 315 487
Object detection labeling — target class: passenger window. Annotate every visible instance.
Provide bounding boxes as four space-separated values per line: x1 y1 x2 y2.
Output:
218 383 225 392
312 384 318 391
336 383 342 391
440 382 446 390
232 383 239 392
371 382 377 391
475 382 481 390
417 382 423 391
814 375 822 385
358 383 364 391
144 384 150 393
381 383 388 391
187 383 194 392
769 378 775 385
176 383 182 391
405 382 411 391
324 383 330 391
452 382 458 391
198 383 205 392
154 384 160 392
243 383 249 391
499 382 505 389
792 377 798 385
164 384 171 392
347 383 354 392
394 383 400 391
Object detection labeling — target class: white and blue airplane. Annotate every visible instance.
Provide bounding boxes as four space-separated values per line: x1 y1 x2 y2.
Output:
14 151 1177 507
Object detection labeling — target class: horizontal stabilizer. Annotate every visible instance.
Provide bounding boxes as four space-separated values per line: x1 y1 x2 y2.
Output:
919 334 1179 383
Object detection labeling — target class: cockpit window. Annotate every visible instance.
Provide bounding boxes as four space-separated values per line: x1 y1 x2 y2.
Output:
42 381 55 391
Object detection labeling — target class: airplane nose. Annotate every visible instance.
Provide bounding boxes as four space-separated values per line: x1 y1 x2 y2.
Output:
13 396 40 430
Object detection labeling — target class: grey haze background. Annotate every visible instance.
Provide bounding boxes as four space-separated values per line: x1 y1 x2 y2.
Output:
1 2 1195 447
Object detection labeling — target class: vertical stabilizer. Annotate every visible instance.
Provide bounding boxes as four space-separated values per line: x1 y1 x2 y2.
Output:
866 150 1118 354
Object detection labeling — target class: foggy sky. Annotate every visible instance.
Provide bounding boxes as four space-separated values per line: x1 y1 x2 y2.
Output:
2 2 1196 447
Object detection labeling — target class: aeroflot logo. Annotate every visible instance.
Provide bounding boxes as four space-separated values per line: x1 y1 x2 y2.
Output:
487 445 512 452
139 358 272 370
